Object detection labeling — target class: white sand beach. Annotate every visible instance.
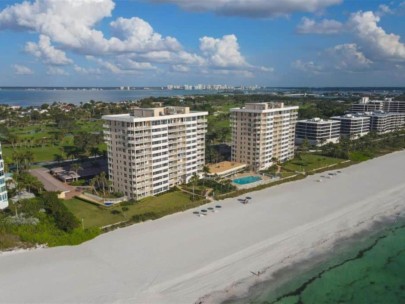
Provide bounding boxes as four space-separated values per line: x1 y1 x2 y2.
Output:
1 151 405 304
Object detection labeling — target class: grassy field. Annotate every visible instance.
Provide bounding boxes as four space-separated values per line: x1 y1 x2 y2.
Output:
283 153 344 173
63 191 207 228
3 145 64 163
3 119 105 163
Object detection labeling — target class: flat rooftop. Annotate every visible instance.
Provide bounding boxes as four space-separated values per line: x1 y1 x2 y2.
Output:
207 161 247 175
231 102 298 112
297 118 339 124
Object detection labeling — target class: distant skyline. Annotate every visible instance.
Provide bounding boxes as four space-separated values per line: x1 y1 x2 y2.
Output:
0 0 405 87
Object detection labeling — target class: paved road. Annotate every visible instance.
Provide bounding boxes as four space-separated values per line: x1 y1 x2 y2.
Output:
30 168 73 193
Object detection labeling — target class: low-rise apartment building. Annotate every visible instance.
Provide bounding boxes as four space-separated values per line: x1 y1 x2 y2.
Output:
330 114 371 139
0 143 8 209
103 107 208 200
230 102 298 171
295 118 341 146
365 111 405 134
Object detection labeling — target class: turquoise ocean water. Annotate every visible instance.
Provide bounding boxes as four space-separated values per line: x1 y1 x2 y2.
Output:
226 218 405 304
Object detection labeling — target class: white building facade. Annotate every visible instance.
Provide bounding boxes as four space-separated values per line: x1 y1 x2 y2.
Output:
366 111 405 134
331 114 371 139
103 107 207 200
0 143 8 209
230 103 298 172
295 118 341 146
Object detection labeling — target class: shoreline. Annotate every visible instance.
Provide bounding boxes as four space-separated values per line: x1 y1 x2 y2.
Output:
0 244 47 257
213 212 405 304
0 151 404 303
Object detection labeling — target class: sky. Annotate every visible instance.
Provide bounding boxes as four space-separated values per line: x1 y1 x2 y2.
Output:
0 0 405 87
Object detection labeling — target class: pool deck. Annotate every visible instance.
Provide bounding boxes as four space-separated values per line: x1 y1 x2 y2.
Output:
231 172 268 189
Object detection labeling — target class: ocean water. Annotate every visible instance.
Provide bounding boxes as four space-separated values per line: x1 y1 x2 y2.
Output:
0 88 216 107
1 87 405 107
226 219 405 304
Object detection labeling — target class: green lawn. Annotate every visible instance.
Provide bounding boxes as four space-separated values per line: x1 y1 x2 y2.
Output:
283 153 344 173
3 119 105 163
63 191 206 228
3 145 64 163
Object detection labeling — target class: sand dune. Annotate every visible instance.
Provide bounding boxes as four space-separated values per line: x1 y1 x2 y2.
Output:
1 151 405 304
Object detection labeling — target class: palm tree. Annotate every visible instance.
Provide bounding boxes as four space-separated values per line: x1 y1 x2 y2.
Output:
202 165 210 186
90 146 100 158
53 154 64 164
70 163 82 181
203 165 210 177
190 173 199 201
22 150 34 171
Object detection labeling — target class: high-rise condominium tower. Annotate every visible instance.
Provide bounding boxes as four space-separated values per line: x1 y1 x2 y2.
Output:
103 107 208 200
230 103 298 172
0 143 8 210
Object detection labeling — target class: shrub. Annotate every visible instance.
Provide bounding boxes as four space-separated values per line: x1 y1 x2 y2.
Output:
132 212 158 223
41 192 79 232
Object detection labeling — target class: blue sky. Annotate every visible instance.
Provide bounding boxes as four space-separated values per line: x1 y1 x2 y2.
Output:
0 0 405 87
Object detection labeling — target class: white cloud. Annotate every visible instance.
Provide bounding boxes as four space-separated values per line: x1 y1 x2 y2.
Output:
325 44 372 71
46 66 69 76
13 64 34 75
349 11 405 61
0 0 115 50
293 43 372 74
0 0 182 56
86 56 155 74
0 0 273 78
109 17 181 53
74 65 102 75
150 0 342 18
198 34 272 74
200 35 248 69
25 35 72 65
296 17 344 35
171 65 190 73
292 60 324 74
377 4 393 16
116 57 157 71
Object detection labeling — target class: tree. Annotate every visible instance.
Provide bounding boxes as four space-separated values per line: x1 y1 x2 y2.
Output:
70 163 82 181
7 133 20 150
53 154 64 164
90 146 100 158
22 150 34 171
90 172 110 197
203 165 210 177
41 192 79 232
189 173 199 201
14 172 44 194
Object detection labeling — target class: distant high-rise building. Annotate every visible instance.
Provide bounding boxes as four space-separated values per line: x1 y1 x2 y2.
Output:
295 118 341 146
230 102 298 171
349 97 405 114
103 107 208 200
0 143 8 210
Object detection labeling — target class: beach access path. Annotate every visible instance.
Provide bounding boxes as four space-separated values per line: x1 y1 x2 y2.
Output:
1 151 405 304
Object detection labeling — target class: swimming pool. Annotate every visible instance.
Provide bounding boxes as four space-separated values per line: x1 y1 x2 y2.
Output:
233 176 262 185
